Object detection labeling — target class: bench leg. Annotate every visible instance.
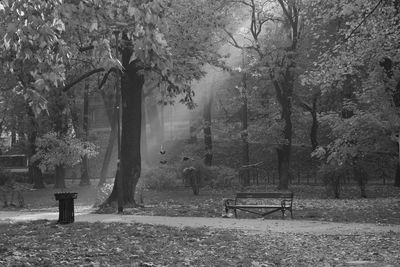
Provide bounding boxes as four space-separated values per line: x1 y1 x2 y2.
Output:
281 209 285 219
234 209 237 218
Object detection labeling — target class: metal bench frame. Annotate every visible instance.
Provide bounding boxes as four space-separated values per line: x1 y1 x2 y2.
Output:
224 192 294 219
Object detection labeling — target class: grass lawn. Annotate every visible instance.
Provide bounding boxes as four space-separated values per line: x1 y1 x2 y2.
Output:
0 220 399 266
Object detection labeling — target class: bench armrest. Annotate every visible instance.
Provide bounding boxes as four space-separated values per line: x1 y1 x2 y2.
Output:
224 198 236 207
281 199 293 208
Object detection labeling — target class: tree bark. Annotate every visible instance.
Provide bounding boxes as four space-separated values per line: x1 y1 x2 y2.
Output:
80 82 90 186
105 33 144 207
395 162 400 187
241 69 250 186
203 93 213 166
310 95 319 150
27 106 44 189
273 80 293 190
54 165 66 189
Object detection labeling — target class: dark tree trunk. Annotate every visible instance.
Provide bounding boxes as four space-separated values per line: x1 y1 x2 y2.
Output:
310 95 319 150
271 1 298 190
11 131 16 145
380 57 400 187
54 165 66 189
395 163 400 187
273 80 293 190
241 71 250 186
80 82 90 186
203 93 213 166
353 160 367 198
105 33 144 207
27 106 44 189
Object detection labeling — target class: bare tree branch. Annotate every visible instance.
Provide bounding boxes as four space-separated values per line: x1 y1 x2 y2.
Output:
98 67 122 91
62 68 105 92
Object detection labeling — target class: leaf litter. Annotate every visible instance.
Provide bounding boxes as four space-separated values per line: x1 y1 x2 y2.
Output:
0 220 399 266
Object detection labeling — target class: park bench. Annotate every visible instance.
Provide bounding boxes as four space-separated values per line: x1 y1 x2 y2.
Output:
224 192 294 219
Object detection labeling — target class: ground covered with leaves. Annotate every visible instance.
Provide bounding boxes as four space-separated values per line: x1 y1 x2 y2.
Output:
0 220 399 266
3 183 399 225
118 185 400 225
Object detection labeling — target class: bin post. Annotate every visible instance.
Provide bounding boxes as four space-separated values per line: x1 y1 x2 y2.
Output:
54 192 78 224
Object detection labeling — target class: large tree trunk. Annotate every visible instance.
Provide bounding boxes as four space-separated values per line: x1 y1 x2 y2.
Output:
273 80 293 190
27 106 44 189
203 93 213 166
80 82 90 186
105 33 144 207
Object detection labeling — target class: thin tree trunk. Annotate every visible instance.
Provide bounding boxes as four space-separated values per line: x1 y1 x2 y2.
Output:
80 82 90 186
241 67 250 186
310 95 319 150
396 134 400 187
160 104 165 144
11 130 16 145
54 165 66 189
395 162 400 187
105 33 144 207
27 106 44 189
203 93 213 166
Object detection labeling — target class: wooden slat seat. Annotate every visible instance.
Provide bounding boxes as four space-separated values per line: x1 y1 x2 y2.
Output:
224 192 294 219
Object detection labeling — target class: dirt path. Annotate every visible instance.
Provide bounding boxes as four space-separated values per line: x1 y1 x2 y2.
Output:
1 206 399 235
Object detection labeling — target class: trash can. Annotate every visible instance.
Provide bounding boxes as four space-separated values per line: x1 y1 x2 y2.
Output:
54 192 77 224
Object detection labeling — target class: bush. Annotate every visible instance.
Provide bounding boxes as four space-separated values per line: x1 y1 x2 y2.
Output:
208 166 238 189
0 168 27 185
140 165 181 190
317 163 348 198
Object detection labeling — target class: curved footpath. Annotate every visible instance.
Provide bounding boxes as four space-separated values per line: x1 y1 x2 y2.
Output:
0 207 399 235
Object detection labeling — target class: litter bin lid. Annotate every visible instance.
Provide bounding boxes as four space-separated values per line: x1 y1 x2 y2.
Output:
54 192 78 200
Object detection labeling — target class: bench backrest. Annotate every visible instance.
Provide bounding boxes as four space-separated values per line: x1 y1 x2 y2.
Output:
236 192 293 199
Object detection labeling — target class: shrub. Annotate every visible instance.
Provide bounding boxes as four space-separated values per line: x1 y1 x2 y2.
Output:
0 168 27 185
208 165 238 189
32 132 98 172
140 165 181 190
317 163 348 198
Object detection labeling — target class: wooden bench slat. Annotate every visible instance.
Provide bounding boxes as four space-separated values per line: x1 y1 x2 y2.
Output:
224 191 294 219
226 204 284 208
235 192 293 198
